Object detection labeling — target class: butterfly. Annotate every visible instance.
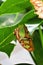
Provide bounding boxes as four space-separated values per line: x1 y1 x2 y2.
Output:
30 0 43 19
14 25 34 52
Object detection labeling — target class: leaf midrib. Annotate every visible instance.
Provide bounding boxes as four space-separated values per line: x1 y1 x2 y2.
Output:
0 32 13 45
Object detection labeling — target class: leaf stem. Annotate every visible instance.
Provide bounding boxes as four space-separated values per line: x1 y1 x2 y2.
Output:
30 52 37 65
39 26 43 48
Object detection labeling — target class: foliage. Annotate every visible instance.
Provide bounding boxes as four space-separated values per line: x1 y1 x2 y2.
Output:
0 0 43 65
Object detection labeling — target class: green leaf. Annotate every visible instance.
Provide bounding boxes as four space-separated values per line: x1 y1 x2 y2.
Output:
32 30 43 65
0 44 15 57
0 13 23 28
20 10 37 24
0 9 42 33
0 10 37 28
27 16 42 24
18 10 43 25
0 0 31 15
0 26 16 56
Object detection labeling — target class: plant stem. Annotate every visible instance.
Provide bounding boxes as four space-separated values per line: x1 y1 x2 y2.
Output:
30 52 37 65
39 26 43 48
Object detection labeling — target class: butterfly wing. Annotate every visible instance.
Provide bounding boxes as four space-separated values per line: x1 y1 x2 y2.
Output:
14 25 34 52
